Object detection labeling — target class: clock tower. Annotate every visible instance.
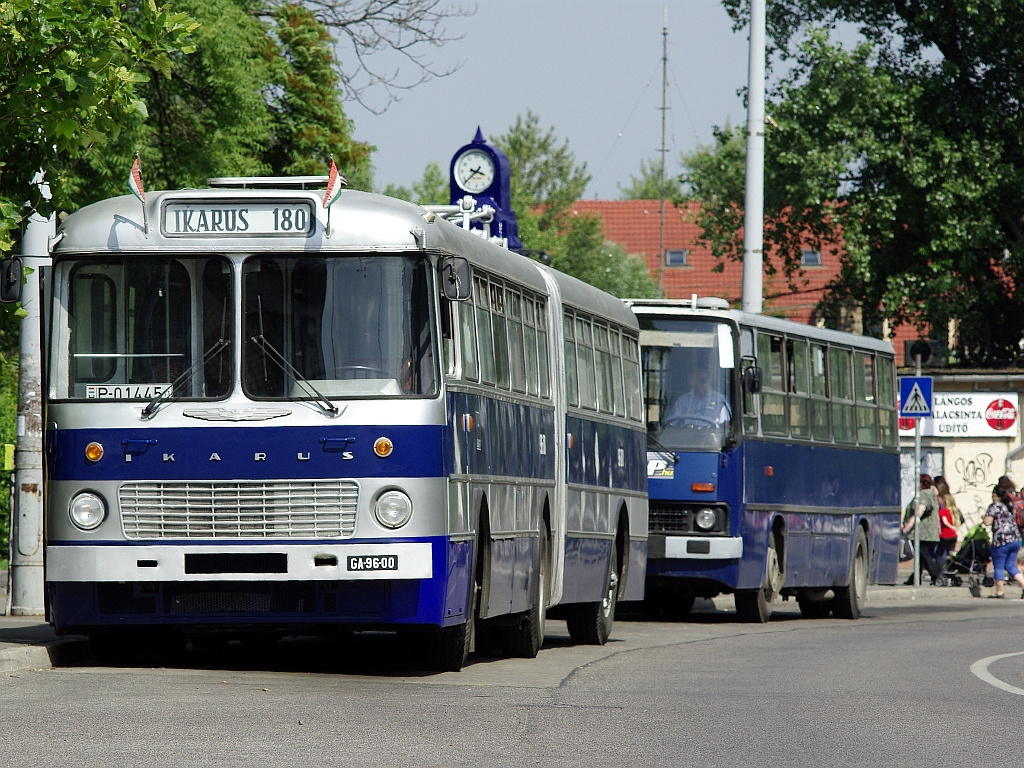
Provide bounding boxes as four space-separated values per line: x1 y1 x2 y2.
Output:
449 127 521 250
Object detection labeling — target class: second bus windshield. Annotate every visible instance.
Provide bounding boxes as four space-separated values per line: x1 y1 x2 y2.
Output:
640 318 735 451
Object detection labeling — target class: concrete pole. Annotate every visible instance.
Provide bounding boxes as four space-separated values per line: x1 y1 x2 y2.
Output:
741 0 766 314
912 353 922 587
9 193 54 616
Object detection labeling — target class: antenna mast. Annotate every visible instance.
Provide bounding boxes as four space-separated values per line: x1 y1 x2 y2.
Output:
658 6 668 296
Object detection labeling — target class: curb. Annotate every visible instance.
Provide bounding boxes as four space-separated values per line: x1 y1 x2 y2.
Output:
0 635 91 674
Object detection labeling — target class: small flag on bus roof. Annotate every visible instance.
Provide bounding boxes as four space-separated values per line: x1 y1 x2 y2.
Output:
323 156 346 208
129 152 145 203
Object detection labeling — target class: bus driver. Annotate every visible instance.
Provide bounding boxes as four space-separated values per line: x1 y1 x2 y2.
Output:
664 369 731 428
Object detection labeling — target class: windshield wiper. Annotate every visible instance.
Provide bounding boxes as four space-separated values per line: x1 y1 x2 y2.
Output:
647 432 679 463
141 338 231 420
249 334 339 418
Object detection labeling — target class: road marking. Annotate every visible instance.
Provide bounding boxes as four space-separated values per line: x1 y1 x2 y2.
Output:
970 651 1024 696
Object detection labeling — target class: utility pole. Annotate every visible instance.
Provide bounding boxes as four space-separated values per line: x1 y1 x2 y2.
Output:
9 178 53 616
657 5 668 296
741 0 766 313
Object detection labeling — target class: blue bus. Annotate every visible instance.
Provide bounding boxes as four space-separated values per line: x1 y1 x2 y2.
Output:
626 298 900 621
32 178 647 669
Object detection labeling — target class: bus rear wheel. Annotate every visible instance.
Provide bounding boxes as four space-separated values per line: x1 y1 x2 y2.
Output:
736 532 783 623
833 528 868 620
566 542 619 645
500 526 548 658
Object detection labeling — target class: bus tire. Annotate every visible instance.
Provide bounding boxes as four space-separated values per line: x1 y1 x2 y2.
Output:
833 528 868 620
500 525 548 658
735 532 783 623
423 621 470 672
797 595 832 619
566 541 619 645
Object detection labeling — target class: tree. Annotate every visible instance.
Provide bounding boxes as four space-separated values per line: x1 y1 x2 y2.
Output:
493 113 658 299
284 0 473 113
619 158 683 201
0 0 196 247
707 1 1024 364
264 3 371 177
69 0 371 204
382 160 448 204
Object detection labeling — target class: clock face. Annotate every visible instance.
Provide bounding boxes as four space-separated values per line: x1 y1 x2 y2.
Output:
454 149 496 193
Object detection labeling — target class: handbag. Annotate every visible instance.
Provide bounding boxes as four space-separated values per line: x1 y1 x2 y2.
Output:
900 536 915 562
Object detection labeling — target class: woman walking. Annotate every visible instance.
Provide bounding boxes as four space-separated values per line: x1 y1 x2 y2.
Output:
983 485 1024 598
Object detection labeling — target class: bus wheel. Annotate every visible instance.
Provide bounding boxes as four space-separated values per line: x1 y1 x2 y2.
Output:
500 526 549 658
797 594 833 619
833 528 868 620
566 542 619 645
736 533 783 623
423 621 470 672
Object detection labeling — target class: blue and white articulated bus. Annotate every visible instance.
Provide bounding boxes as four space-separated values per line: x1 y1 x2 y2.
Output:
35 178 647 669
626 298 900 622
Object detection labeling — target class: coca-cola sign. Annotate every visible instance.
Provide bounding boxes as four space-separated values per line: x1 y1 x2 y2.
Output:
899 392 1019 437
986 398 1018 430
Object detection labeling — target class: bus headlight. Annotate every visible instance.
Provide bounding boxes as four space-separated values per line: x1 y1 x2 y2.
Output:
694 508 717 531
374 490 412 529
69 492 107 531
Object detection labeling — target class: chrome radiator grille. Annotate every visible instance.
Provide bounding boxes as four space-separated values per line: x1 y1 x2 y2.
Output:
119 481 358 539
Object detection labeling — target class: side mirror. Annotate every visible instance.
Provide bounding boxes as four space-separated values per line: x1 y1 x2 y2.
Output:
0 256 22 304
440 255 472 301
743 365 763 394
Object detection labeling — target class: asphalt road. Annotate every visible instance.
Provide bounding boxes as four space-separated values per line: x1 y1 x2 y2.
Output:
1 595 1022 767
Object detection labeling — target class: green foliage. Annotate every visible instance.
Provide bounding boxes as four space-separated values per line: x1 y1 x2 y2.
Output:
0 356 17 557
703 2 1024 364
263 3 370 177
0 0 197 222
619 158 684 201
68 0 371 204
493 114 658 299
382 161 448 205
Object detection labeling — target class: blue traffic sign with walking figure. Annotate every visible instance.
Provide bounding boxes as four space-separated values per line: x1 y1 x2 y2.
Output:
899 376 933 418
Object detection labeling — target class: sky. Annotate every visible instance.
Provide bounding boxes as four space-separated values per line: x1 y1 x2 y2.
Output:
349 1 752 200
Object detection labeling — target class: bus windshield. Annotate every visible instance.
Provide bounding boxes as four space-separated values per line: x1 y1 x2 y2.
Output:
242 254 437 399
640 318 735 451
59 256 233 401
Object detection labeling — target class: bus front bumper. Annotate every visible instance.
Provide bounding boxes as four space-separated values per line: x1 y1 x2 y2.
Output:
648 535 743 560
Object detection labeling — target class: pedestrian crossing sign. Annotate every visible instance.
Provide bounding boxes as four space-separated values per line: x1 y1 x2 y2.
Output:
899 376 933 418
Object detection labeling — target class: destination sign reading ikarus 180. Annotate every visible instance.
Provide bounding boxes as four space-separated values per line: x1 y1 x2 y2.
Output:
161 200 316 237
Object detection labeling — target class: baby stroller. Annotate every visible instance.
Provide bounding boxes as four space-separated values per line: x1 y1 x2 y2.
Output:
939 523 994 591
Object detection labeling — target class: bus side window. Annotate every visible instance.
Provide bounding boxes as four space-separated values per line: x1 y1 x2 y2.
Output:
609 329 625 417
854 351 878 445
458 297 479 381
576 316 597 411
829 346 855 443
523 295 539 396
741 327 758 435
758 332 787 435
594 323 615 414
787 337 810 438
507 288 526 393
490 282 510 390
537 298 551 400
809 342 829 440
476 276 496 386
623 334 642 422
877 356 897 446
564 314 578 407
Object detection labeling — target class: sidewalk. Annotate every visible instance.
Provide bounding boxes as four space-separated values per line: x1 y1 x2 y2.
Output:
0 565 1012 676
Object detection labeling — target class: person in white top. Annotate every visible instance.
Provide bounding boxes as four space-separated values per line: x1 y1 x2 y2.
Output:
663 369 731 428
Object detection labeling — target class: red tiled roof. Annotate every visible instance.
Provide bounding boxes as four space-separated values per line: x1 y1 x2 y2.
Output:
571 199 926 364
